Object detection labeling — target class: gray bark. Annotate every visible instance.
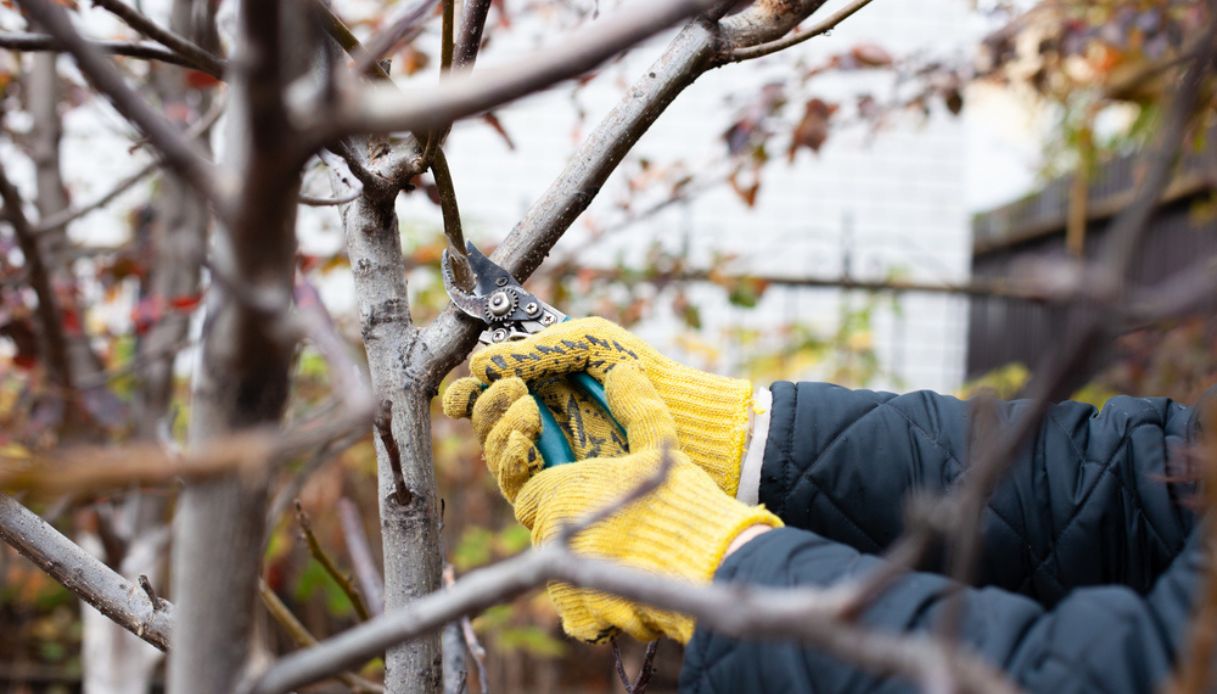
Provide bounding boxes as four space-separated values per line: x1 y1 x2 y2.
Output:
337 169 444 694
0 495 173 650
168 1 302 691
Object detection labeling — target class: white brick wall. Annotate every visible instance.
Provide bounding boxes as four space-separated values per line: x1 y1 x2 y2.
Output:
388 0 982 392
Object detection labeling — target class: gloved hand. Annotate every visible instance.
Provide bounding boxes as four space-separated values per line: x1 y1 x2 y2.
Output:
444 373 628 481
448 317 755 496
509 364 782 643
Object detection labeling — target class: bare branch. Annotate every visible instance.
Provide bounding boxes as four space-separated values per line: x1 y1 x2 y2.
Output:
246 541 1012 694
311 0 726 139
91 0 226 76
340 497 385 614
430 148 473 289
350 0 441 77
419 0 831 382
14 0 222 208
0 168 74 390
0 495 173 650
375 400 413 506
40 160 161 231
295 499 373 622
728 0 875 63
35 95 225 232
933 16 1217 639
0 31 221 73
453 0 492 69
258 579 386 693
299 189 363 206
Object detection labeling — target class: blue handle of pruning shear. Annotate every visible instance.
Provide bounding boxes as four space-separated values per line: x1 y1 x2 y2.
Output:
535 319 626 468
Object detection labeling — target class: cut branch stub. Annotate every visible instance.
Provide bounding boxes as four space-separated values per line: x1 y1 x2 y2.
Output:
375 399 413 506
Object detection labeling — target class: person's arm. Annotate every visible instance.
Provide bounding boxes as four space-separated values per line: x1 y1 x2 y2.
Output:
680 523 1206 694
752 382 1199 601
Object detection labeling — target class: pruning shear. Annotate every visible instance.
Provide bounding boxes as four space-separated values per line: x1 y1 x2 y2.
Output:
442 242 625 468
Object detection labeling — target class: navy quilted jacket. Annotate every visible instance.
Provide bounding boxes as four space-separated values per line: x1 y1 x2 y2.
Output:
679 382 1207 693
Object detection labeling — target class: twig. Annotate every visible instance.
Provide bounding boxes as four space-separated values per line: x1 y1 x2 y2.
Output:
294 500 373 622
444 565 486 694
431 148 473 288
453 0 493 69
257 579 385 693
419 0 456 164
727 0 875 63
633 640 659 694
90 0 226 76
0 168 74 391
14 0 222 209
934 16 1217 643
339 498 384 614
0 32 220 74
138 574 166 611
350 0 440 77
558 442 675 543
0 495 174 650
299 189 363 206
375 400 413 506
36 160 160 232
245 542 1012 694
264 431 359 538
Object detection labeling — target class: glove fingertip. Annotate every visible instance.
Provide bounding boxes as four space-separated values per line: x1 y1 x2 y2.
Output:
441 377 482 418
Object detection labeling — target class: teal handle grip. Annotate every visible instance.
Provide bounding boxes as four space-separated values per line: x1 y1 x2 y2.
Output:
533 393 577 467
532 317 628 469
537 372 628 469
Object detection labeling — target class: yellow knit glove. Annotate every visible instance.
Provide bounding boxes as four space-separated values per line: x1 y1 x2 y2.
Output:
512 365 782 644
443 374 628 479
468 317 755 496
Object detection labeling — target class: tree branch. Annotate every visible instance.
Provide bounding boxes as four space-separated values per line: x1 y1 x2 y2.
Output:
453 0 492 69
0 495 173 650
294 500 372 622
91 0 226 76
14 0 222 208
350 0 440 77
0 31 221 74
0 168 74 391
418 0 830 382
246 540 1012 694
727 0 875 63
258 579 385 693
310 0 729 139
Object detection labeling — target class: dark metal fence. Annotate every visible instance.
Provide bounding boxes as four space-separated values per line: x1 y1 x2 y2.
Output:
967 140 1217 378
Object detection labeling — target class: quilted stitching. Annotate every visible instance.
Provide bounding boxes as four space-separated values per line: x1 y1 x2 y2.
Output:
780 396 964 552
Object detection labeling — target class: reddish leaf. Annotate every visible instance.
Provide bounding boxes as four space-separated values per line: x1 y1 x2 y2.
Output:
0 318 39 370
788 98 836 162
168 292 203 311
850 43 894 68
728 171 760 208
184 70 221 90
481 112 516 150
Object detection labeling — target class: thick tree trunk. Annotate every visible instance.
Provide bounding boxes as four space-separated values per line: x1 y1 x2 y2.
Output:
168 1 301 691
338 173 444 694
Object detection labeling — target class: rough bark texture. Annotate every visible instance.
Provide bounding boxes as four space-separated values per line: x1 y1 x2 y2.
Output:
338 170 444 694
0 495 174 650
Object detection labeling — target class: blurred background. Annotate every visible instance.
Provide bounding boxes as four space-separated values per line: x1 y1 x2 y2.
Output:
3 0 1216 691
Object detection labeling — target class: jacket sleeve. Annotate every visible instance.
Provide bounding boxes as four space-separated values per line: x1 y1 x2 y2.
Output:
679 525 1205 694
759 382 1198 603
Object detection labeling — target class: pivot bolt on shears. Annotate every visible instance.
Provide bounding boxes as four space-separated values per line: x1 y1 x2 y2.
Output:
442 242 626 468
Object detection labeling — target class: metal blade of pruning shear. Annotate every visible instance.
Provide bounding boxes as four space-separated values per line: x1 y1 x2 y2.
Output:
441 242 565 344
